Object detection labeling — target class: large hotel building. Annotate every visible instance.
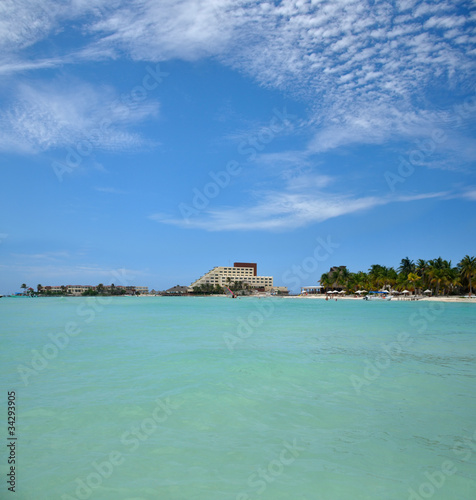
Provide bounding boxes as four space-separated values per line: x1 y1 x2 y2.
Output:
189 262 273 291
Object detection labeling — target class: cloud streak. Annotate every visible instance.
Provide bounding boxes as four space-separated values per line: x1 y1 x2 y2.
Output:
151 190 449 232
0 78 159 153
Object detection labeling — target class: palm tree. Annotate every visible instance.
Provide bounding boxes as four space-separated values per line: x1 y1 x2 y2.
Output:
458 255 476 297
398 257 415 276
407 272 421 294
37 284 43 294
428 268 445 295
448 269 461 295
338 267 351 292
386 268 398 291
319 273 332 292
352 271 370 292
428 257 450 270
395 272 408 292
416 259 428 289
368 264 390 290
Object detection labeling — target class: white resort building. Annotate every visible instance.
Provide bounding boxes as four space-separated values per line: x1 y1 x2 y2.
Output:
189 262 273 291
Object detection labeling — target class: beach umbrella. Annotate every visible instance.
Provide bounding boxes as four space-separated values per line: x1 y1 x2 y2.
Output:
338 290 345 294
355 290 364 294
402 290 410 294
423 289 432 294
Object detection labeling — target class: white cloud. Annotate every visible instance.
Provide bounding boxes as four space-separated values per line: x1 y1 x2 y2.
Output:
462 189 476 201
0 79 159 152
1 1 474 175
86 0 237 61
81 0 475 158
151 190 449 232
3 1 473 106
0 56 68 76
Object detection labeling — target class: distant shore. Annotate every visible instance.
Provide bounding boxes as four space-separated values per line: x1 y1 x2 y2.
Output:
3 294 475 304
285 295 476 303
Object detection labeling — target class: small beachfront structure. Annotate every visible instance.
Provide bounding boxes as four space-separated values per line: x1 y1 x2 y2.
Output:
300 286 324 295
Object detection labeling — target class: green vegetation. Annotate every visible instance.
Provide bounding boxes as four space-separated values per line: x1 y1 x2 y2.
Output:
21 284 132 296
81 284 127 296
191 284 225 295
320 255 476 296
191 279 257 295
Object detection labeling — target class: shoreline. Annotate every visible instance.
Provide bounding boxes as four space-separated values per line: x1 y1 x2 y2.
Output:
3 294 476 304
282 295 476 303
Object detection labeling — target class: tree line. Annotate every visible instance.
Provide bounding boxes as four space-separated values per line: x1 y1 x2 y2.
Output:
191 280 254 295
20 284 134 296
319 255 475 296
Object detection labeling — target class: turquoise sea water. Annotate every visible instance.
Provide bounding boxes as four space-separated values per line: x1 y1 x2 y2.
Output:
1 296 475 500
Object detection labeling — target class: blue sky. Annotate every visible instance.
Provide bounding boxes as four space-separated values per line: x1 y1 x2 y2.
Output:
0 0 475 294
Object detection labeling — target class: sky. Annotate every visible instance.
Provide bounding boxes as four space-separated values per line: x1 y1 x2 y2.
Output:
0 0 475 294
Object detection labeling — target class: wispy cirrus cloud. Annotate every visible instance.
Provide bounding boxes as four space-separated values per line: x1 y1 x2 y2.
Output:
151 189 449 232
0 78 159 153
2 1 474 155
462 189 476 201
86 0 237 62
82 0 476 155
5 1 471 104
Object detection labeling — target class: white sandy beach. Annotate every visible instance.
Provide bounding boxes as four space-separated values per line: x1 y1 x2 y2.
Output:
284 294 476 303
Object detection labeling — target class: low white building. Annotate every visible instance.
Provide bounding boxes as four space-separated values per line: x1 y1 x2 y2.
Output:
67 285 95 295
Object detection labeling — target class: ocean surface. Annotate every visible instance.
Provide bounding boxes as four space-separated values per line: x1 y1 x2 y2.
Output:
1 296 475 500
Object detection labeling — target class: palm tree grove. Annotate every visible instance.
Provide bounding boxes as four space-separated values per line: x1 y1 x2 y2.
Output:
320 255 476 297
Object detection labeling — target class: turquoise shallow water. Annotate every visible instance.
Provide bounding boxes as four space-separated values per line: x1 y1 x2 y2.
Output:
1 296 475 500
